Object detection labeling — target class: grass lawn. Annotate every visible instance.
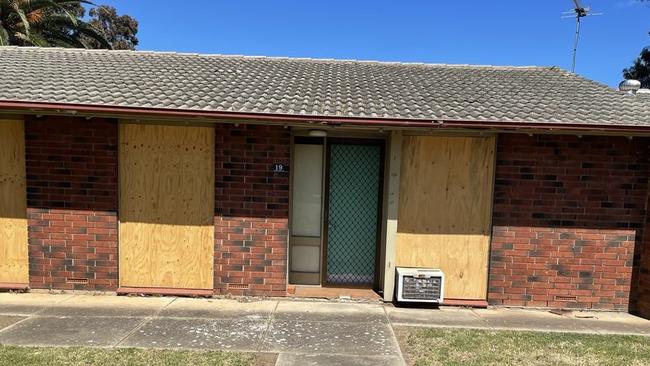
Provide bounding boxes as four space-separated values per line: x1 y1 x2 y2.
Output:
0 345 276 366
395 327 650 366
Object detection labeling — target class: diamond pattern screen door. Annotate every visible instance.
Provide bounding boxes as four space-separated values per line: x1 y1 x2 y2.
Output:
324 142 383 287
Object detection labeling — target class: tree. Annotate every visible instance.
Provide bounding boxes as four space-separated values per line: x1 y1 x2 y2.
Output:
623 1 650 87
0 1 138 50
0 0 109 48
624 48 650 89
85 5 138 50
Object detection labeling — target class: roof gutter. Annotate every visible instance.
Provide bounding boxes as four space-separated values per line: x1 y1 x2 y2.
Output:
1 100 650 134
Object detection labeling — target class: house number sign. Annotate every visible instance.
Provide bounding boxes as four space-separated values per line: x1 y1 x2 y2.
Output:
272 163 288 173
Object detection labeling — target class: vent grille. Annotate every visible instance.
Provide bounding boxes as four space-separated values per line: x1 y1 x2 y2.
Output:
555 295 578 302
401 275 442 301
396 267 444 303
66 278 89 284
228 284 249 290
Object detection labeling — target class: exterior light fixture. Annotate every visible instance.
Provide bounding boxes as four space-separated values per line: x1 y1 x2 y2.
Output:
308 129 327 137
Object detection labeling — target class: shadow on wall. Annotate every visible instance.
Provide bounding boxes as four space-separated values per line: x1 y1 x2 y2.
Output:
394 135 496 301
24 116 119 291
118 123 214 227
0 119 26 220
0 119 29 285
491 134 650 313
25 115 118 212
214 124 290 220
213 123 290 297
116 123 217 290
21 118 291 296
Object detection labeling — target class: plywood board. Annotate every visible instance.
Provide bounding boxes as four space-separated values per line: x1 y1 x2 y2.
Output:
119 123 214 290
0 119 28 285
396 136 495 300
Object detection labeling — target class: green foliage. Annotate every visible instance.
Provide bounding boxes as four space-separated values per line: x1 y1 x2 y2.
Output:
0 0 138 49
623 1 650 87
624 47 650 88
85 5 138 50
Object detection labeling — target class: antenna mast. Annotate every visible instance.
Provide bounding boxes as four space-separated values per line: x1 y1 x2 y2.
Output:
562 0 601 73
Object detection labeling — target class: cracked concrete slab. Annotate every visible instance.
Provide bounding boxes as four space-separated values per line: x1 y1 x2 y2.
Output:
577 319 650 335
0 315 26 331
275 301 388 323
159 298 276 320
38 295 173 317
276 353 405 366
120 317 267 351
570 311 649 323
0 316 143 347
474 309 595 333
386 306 486 328
0 293 74 315
260 320 400 356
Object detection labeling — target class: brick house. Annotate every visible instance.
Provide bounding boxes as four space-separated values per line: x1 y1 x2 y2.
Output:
1 47 650 318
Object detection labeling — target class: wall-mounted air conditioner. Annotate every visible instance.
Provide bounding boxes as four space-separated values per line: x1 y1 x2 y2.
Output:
395 267 444 303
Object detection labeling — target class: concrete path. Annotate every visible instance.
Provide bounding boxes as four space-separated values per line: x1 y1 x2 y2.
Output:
0 293 649 366
0 293 403 366
387 305 650 336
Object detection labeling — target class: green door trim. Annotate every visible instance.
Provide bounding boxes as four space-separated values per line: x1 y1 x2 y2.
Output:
322 138 385 289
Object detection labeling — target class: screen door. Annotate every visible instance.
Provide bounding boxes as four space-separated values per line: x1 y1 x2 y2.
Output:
324 142 382 287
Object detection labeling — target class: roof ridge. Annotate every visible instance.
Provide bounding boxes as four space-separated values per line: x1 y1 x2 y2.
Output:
555 67 623 93
1 46 552 70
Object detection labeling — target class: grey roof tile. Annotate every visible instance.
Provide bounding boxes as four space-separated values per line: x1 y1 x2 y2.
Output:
1 46 649 127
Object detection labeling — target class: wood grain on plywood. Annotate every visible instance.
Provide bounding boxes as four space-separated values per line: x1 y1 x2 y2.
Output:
396 136 495 300
119 123 214 290
0 119 28 285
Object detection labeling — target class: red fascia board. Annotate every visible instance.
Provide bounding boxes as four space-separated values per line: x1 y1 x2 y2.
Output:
1 100 649 133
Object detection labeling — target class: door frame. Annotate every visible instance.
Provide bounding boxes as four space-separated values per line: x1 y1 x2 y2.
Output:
321 138 386 289
288 136 326 285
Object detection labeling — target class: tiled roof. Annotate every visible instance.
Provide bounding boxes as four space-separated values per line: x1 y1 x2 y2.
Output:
1 46 649 127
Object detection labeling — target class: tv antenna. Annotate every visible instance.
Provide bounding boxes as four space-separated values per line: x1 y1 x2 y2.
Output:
562 0 602 73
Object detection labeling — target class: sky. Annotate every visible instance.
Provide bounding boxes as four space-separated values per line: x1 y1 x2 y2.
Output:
100 1 650 88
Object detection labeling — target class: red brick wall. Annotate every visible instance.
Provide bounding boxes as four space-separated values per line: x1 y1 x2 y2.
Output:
214 124 290 296
25 116 118 291
490 134 649 311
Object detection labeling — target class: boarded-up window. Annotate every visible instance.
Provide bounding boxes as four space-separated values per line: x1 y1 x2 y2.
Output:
396 136 495 300
119 123 214 290
0 119 28 286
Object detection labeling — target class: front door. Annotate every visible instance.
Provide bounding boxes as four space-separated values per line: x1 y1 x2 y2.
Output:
324 142 383 287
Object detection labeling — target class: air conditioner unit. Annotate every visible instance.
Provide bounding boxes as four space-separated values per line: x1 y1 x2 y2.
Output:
395 267 444 303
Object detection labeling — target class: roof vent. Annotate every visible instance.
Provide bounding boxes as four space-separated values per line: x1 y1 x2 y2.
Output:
619 79 641 94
